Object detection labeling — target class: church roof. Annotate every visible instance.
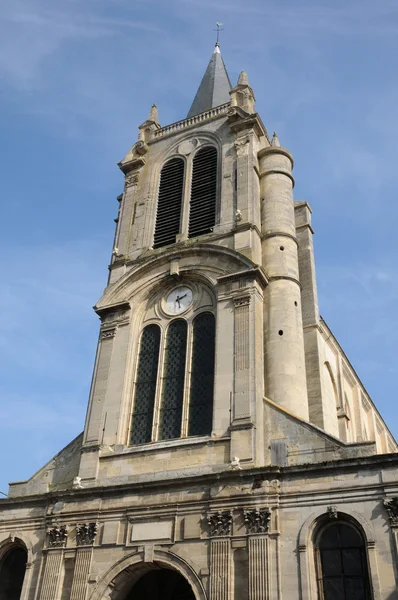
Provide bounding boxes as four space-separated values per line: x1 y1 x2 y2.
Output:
187 44 232 118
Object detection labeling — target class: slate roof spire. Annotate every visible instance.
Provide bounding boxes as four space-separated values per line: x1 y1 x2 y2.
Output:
187 43 232 118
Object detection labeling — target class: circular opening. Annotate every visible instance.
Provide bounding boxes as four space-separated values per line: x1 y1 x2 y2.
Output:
294 301 298 306
279 246 284 251
278 330 283 336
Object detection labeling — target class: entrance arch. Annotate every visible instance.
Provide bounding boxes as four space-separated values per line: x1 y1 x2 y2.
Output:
0 544 27 600
90 549 207 600
124 568 195 600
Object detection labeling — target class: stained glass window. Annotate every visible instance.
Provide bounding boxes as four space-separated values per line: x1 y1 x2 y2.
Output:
317 523 371 600
130 325 160 445
158 320 187 440
189 146 217 238
188 313 215 436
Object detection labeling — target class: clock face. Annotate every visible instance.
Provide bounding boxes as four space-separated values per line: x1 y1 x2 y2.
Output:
164 287 193 315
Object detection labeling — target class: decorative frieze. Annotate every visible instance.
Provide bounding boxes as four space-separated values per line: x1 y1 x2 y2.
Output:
125 172 139 187
384 497 398 526
207 511 233 537
76 522 98 546
244 508 271 534
233 295 251 308
47 525 68 548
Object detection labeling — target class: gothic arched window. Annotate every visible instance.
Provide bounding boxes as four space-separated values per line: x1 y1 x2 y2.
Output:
154 157 185 249
188 312 215 436
129 296 216 446
130 325 161 445
316 521 371 600
0 545 27 600
159 320 187 440
189 146 218 238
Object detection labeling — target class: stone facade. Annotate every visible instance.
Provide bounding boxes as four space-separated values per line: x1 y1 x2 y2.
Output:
1 44 398 600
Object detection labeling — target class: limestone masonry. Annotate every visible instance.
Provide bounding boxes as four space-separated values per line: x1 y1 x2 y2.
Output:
1 43 398 600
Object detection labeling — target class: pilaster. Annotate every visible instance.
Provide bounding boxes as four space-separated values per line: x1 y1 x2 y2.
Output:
70 547 93 600
38 550 63 600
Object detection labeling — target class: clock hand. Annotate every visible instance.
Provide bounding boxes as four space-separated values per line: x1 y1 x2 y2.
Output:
179 294 187 301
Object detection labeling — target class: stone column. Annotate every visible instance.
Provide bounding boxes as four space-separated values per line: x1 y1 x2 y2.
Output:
38 551 63 600
248 536 269 599
259 144 309 420
70 547 93 600
208 512 232 600
210 540 231 600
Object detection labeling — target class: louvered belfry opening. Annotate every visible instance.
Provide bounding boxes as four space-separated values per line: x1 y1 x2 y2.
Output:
188 313 215 436
189 146 218 238
158 320 187 440
130 325 161 445
154 158 185 249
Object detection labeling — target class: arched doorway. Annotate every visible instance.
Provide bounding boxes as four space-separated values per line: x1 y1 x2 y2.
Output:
0 545 28 600
124 568 195 600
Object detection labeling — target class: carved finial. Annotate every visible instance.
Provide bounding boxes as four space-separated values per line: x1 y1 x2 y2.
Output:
214 22 224 46
271 131 281 147
148 103 159 124
237 71 249 86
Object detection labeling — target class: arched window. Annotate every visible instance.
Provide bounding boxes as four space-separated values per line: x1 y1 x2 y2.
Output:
130 325 161 445
189 146 218 238
154 158 185 249
188 313 215 436
0 546 27 600
159 320 187 440
316 521 371 600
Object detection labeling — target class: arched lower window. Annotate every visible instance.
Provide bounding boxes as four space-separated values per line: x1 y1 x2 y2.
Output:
0 546 27 600
159 320 188 440
316 522 371 600
189 146 218 238
130 325 161 445
154 157 185 249
188 313 215 436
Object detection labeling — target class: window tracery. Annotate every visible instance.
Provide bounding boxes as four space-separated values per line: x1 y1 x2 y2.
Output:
129 289 216 445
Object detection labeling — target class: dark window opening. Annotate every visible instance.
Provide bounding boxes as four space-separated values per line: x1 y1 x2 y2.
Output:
124 568 195 600
316 522 371 600
189 146 218 238
130 325 161 445
188 313 215 436
154 158 185 249
159 320 187 440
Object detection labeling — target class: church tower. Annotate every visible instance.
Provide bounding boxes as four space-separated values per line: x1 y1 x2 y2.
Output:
1 43 398 600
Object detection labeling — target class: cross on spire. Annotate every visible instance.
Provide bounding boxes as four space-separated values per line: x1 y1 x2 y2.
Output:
214 22 224 46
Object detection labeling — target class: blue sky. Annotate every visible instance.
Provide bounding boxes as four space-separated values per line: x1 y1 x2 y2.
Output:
1 0 398 493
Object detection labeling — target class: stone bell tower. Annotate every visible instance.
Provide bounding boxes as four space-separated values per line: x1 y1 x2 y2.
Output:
2 42 398 600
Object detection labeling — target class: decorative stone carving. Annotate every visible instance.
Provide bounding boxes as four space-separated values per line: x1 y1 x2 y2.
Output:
384 497 398 526
76 522 98 546
178 139 198 156
47 525 68 547
327 506 338 519
234 137 250 157
101 329 116 340
125 173 139 187
244 508 271 534
233 295 251 308
207 511 232 537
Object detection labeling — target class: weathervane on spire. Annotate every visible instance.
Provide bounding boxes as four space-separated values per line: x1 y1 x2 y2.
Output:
214 22 224 46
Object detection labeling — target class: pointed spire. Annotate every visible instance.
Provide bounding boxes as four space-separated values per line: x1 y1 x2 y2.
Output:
237 71 249 86
187 44 232 118
271 132 281 147
148 103 159 124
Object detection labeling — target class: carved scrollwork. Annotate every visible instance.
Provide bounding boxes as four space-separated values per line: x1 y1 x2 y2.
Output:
125 173 140 187
244 508 271 534
101 328 116 340
47 525 68 547
207 511 232 537
234 295 250 308
384 497 398 526
76 522 98 546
